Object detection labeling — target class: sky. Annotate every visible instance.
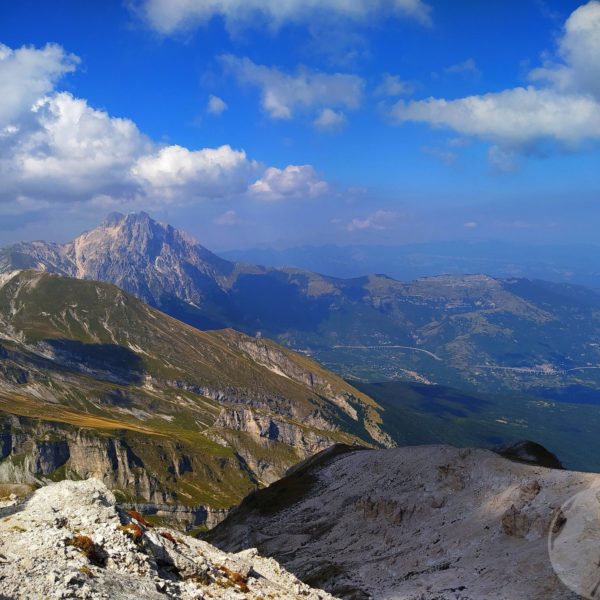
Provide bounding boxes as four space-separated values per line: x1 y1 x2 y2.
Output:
0 0 599 250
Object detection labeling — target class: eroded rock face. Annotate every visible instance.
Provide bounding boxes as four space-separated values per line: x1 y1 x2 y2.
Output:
0 416 237 529
207 445 590 600
0 479 337 600
0 417 173 500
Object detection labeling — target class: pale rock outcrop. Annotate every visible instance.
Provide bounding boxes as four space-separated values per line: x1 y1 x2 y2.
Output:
207 444 593 600
0 479 337 600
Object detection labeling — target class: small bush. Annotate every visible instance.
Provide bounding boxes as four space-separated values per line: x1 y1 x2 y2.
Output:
159 531 178 545
118 523 143 542
66 535 107 567
127 510 152 528
218 565 249 593
79 566 94 578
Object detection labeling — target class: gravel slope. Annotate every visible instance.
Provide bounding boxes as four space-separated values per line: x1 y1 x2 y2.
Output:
207 445 594 600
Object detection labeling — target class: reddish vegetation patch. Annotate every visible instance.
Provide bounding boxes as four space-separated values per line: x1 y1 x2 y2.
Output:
126 510 152 528
66 535 107 567
119 522 144 541
218 565 250 593
159 531 178 544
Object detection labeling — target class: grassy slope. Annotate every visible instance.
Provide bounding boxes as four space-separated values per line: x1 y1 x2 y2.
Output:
0 271 384 508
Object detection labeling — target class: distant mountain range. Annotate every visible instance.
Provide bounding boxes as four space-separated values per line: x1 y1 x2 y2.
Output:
0 213 600 398
222 241 600 289
3 213 600 475
2 212 600 401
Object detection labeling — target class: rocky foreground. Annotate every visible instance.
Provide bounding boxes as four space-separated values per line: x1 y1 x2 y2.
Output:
0 479 336 600
207 444 595 600
0 445 597 600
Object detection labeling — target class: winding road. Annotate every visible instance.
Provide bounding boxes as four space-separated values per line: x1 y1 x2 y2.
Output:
331 345 442 361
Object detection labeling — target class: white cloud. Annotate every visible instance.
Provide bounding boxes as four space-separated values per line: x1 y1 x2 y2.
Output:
3 92 150 200
0 42 329 212
0 42 78 128
213 209 240 225
131 144 258 198
463 221 478 229
530 0 600 99
374 73 415 97
392 87 600 148
249 165 328 201
207 94 227 115
313 108 347 132
488 145 518 174
422 145 458 166
346 210 397 232
389 2 600 161
137 0 432 35
221 55 364 120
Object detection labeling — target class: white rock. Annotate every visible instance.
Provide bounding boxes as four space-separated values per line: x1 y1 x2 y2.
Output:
0 479 338 600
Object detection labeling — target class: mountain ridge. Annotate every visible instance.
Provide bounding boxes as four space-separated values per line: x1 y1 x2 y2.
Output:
0 269 390 526
3 212 600 400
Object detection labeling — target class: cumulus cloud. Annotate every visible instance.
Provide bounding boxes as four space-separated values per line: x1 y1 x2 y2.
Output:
131 144 259 199
2 92 150 201
0 42 329 212
137 0 432 35
221 55 364 120
206 94 227 115
313 108 347 132
530 0 600 99
389 1 600 160
249 165 329 201
391 87 600 148
0 42 78 128
346 210 397 232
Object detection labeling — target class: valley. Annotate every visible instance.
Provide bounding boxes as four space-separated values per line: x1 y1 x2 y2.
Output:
353 380 600 472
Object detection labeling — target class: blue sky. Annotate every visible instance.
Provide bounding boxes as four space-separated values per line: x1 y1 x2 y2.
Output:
0 0 599 249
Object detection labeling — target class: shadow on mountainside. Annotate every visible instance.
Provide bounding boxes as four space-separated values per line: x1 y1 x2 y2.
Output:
204 444 370 599
43 340 144 385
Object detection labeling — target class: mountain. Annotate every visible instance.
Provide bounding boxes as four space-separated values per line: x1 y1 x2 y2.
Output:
0 270 390 528
3 212 600 400
0 212 235 330
222 240 600 289
207 443 588 600
0 478 335 600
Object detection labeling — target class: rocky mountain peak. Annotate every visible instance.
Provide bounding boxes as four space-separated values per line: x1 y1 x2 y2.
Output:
102 211 126 227
87 211 176 250
33 213 233 306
